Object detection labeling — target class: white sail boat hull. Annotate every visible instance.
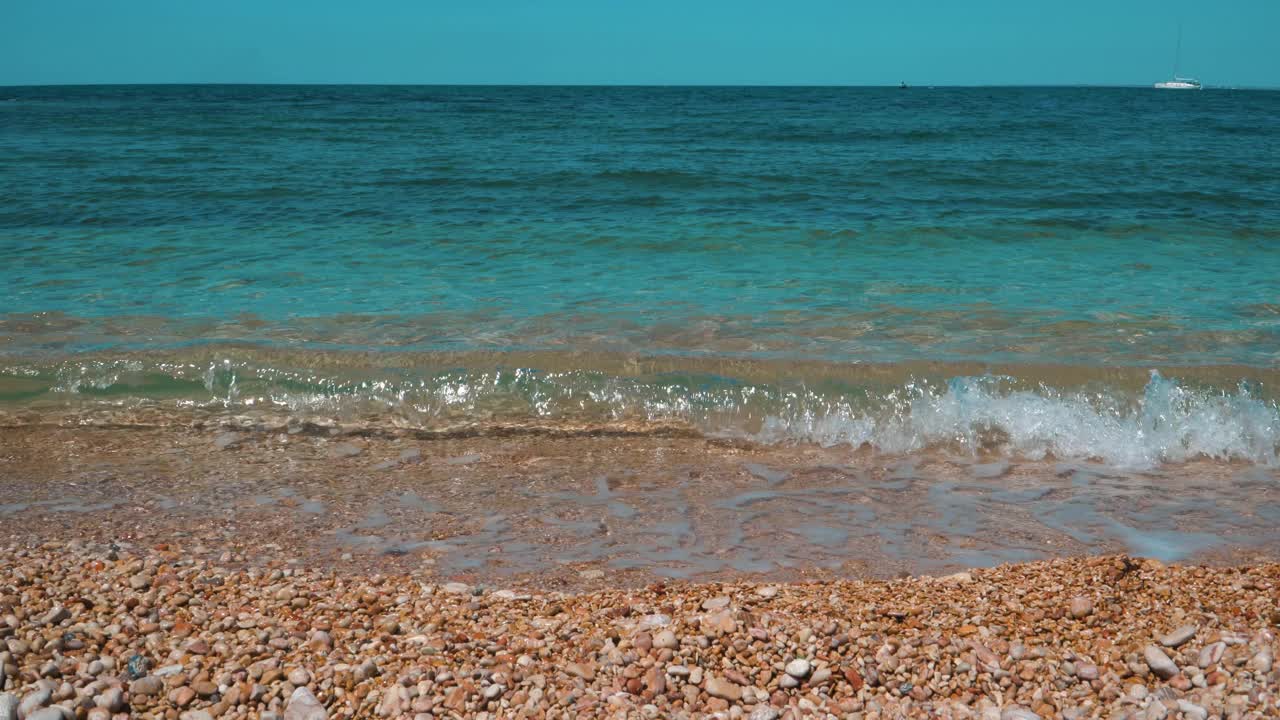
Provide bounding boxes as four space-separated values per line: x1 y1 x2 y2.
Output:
1155 24 1200 89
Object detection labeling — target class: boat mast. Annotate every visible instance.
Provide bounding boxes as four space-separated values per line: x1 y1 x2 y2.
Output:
1173 22 1182 78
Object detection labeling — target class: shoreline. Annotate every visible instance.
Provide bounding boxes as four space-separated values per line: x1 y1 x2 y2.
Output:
4 349 1278 472
3 423 1278 717
1 543 1277 719
2 425 1278 590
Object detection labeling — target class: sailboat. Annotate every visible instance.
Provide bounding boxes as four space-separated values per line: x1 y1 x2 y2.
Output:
1154 23 1201 89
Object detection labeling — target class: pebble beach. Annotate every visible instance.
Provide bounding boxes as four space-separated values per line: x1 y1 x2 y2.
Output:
1 543 1277 720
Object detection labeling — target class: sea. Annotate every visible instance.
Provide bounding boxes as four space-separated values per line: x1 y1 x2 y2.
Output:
2 85 1279 471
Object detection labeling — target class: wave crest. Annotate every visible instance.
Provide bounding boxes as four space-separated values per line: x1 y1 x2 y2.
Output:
761 372 1278 468
4 359 1278 469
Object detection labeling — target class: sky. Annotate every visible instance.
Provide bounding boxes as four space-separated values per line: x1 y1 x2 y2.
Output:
2 1 1278 87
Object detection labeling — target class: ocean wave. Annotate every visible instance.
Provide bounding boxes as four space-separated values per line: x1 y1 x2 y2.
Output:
3 357 1277 469
757 372 1279 469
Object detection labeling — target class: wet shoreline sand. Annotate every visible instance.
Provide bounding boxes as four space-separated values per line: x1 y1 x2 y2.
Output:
2 424 1278 589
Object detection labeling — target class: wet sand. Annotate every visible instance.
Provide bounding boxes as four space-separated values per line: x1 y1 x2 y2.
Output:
2 423 1277 591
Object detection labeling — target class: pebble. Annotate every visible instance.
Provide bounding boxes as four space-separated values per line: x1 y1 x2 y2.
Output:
705 677 741 702
784 658 812 679
130 676 164 697
1159 624 1198 648
192 680 217 697
284 686 328 720
18 689 52 717
1177 700 1208 720
0 695 16 720
702 596 730 611
1248 648 1273 673
1143 645 1179 680
213 432 242 450
705 610 736 634
38 606 69 626
308 631 333 652
26 709 68 720
354 660 379 681
973 644 1001 673
653 630 678 650
94 688 124 712
0 544 1277 720
755 586 778 599
330 442 362 458
174 686 196 707
1193 644 1224 672
1069 596 1093 619
633 633 652 652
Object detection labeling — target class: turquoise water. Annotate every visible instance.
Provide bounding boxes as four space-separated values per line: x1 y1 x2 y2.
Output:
2 85 1279 466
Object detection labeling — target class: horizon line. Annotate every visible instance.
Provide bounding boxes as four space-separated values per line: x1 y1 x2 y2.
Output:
4 81 1279 91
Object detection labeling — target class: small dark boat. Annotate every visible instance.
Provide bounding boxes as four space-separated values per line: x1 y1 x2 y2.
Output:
899 81 909 89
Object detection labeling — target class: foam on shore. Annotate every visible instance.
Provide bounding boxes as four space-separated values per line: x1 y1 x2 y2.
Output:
5 354 1278 469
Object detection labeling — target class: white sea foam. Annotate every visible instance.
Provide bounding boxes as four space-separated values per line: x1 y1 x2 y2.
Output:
13 359 1280 468
756 372 1279 469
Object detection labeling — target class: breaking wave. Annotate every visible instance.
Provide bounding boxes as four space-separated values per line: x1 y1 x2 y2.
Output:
758 372 1279 469
2 357 1277 469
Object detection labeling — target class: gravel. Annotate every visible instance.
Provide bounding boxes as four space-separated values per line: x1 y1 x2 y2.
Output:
0 545 1276 718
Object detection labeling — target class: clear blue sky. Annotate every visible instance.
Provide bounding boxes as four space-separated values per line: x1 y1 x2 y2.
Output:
2 0 1277 87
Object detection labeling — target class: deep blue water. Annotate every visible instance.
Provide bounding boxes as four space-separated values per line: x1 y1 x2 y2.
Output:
2 85 1279 465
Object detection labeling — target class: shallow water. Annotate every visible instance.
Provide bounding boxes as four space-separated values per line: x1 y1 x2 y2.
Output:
1 425 1276 585
2 352 1276 469
3 85 1279 472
